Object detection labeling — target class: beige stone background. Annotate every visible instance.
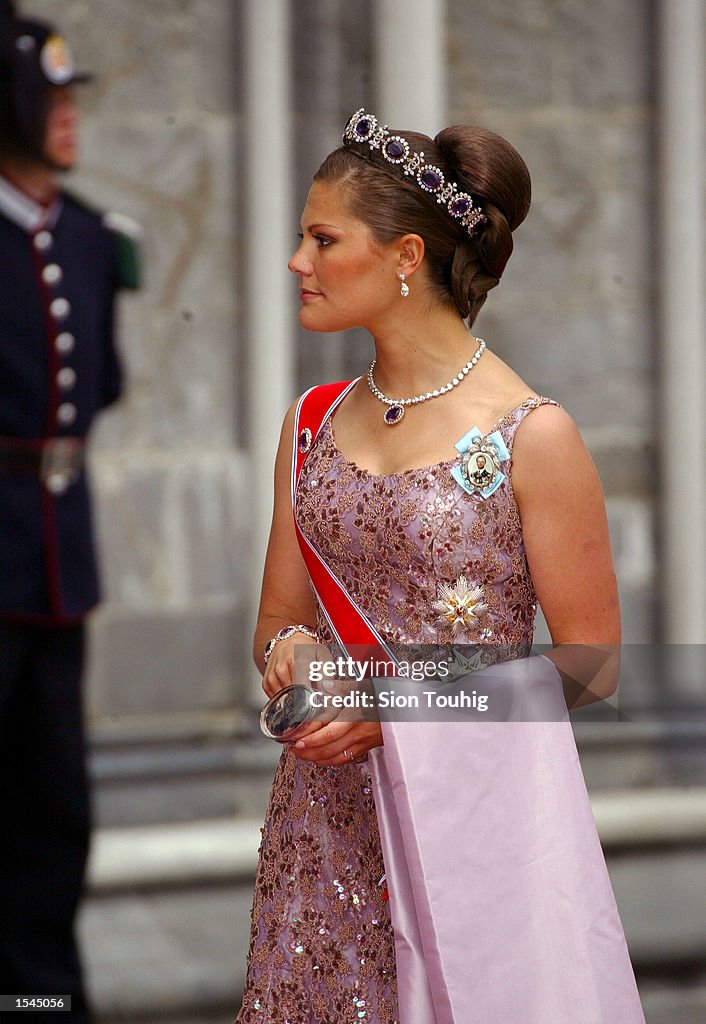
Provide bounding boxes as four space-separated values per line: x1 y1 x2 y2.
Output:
17 1 706 1021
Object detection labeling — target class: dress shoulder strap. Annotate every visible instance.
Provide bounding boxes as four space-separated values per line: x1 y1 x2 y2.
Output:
498 395 562 454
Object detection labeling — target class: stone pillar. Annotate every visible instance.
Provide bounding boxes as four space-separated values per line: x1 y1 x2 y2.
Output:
374 0 446 133
244 0 295 693
657 0 706 643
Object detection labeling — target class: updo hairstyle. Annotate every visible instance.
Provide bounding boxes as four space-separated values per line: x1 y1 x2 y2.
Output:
315 125 531 327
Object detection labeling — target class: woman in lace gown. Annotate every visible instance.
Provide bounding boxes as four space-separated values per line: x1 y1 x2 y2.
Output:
236 112 645 1023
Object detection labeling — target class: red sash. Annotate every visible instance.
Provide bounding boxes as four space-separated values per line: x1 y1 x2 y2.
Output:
291 380 398 667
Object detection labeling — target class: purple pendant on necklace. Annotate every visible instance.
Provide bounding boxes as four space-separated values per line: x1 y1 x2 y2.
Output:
367 339 487 426
384 404 405 426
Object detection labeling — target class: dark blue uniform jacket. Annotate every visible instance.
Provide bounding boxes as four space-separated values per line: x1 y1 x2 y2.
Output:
0 175 123 622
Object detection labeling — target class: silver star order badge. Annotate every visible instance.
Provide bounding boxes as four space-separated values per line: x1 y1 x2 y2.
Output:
432 576 488 635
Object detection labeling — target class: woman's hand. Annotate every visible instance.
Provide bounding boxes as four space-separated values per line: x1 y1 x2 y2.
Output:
262 632 331 699
288 718 384 766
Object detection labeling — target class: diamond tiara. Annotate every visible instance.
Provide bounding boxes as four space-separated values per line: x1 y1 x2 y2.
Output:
342 109 487 238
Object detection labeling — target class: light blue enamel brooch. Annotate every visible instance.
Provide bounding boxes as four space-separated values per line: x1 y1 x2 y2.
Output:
451 427 510 498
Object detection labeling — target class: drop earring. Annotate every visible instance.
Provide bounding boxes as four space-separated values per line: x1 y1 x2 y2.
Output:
398 272 410 298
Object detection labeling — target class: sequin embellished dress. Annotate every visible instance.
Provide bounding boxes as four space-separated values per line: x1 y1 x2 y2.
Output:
236 397 557 1024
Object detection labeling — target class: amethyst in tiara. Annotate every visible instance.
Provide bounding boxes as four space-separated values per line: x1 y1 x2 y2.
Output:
342 108 487 238
418 166 444 192
383 136 408 163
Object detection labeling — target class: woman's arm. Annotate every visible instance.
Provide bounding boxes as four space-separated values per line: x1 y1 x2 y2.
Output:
512 404 621 706
255 401 320 696
255 401 384 762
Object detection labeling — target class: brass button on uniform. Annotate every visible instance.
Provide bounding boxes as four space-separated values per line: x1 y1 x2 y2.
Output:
45 473 69 495
50 297 70 320
55 332 75 354
34 230 52 251
42 263 63 286
57 402 77 426
57 367 77 390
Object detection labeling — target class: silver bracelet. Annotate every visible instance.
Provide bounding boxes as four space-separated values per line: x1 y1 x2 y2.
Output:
263 624 318 664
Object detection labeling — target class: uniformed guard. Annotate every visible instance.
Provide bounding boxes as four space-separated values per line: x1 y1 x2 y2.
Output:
0 4 139 1017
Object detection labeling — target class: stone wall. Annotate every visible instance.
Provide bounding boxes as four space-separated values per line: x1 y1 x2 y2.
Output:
32 0 660 743
445 0 657 642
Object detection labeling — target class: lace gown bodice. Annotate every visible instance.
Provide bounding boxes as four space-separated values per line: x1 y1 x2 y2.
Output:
295 400 556 650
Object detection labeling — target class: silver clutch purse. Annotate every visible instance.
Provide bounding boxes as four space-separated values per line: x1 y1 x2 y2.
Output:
259 684 320 742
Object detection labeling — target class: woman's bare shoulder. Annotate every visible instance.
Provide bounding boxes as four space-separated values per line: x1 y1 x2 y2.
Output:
513 400 581 450
511 401 599 503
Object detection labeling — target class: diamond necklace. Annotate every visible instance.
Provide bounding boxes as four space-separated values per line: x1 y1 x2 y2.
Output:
367 338 486 425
